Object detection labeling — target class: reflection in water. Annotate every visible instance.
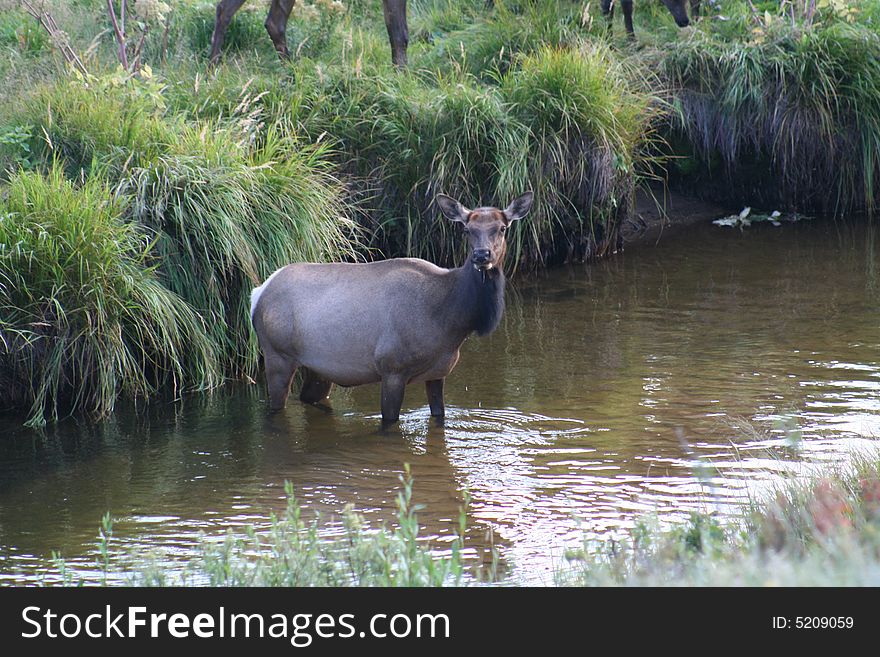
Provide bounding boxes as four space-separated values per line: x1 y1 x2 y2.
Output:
2 219 880 584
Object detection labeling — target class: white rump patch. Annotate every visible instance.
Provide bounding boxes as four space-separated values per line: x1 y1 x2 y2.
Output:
250 266 286 320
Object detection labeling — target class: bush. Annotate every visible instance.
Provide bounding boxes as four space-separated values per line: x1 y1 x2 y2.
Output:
123 122 359 375
55 472 474 586
661 18 880 214
0 9 49 55
501 45 662 263
419 0 586 79
7 74 174 177
294 47 659 268
0 166 220 426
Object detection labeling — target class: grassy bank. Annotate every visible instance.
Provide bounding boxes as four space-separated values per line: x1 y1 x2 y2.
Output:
54 470 479 586
48 454 880 586
0 166 222 426
559 453 880 586
658 4 880 214
3 0 880 423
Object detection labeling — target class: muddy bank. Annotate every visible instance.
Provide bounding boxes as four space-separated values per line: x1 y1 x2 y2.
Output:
620 188 729 249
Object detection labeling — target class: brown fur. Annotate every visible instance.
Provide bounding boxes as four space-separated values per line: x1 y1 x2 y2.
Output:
250 192 533 426
210 0 409 66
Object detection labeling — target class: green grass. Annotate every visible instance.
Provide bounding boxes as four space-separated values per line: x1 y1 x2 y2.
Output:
659 2 880 214
501 44 662 263
125 121 359 375
276 44 658 268
54 470 477 586
558 452 880 586
0 66 359 419
3 73 175 177
5 0 880 423
417 0 588 80
0 8 49 56
0 166 221 426
46 453 880 586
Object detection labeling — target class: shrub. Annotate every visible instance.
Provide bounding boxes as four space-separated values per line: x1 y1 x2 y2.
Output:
8 73 174 177
501 44 662 263
0 166 220 426
420 0 586 79
0 9 50 55
123 122 359 375
662 19 880 214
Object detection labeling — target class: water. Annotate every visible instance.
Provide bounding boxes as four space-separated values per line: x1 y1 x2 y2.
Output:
3 218 880 585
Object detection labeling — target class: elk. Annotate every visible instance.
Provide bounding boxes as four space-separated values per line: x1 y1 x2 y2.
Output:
249 192 533 426
210 0 409 67
601 0 701 35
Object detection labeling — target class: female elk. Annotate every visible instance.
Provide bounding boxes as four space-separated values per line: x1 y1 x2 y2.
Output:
250 192 533 426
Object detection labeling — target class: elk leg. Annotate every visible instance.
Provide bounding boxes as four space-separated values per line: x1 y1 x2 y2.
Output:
265 0 296 59
380 374 406 426
382 0 409 68
600 0 614 32
210 0 248 64
299 367 333 404
690 0 701 18
621 0 635 36
265 351 298 412
425 379 444 418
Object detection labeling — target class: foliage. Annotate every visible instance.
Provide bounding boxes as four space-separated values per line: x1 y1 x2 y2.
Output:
7 72 173 177
0 8 49 55
56 470 473 586
124 122 359 375
661 18 880 214
559 453 880 586
6 0 880 422
0 166 220 426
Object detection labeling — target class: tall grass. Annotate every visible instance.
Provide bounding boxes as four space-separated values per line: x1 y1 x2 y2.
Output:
0 8 49 56
0 62 360 421
418 0 587 79
559 452 880 586
661 17 880 214
502 45 662 263
124 122 359 375
0 166 221 426
291 45 659 268
50 453 880 587
55 472 473 586
6 75 174 177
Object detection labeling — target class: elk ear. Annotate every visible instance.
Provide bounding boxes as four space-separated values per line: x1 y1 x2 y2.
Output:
436 194 471 224
503 191 534 224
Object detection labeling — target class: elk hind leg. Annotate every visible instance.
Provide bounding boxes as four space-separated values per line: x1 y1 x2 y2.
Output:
425 379 444 418
265 350 298 411
621 0 635 36
265 0 295 59
210 0 248 64
299 367 334 405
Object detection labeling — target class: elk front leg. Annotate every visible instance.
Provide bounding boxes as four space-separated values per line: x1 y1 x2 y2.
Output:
621 0 635 36
382 0 409 68
600 0 614 32
380 374 406 427
425 379 444 418
210 0 248 64
265 0 296 59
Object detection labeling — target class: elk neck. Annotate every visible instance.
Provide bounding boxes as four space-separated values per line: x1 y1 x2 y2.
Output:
448 259 506 337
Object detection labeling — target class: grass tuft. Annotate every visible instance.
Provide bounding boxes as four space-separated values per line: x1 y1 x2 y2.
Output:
124 121 359 375
0 165 221 426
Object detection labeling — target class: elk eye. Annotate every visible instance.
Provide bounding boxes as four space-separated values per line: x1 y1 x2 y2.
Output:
500 226 507 234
